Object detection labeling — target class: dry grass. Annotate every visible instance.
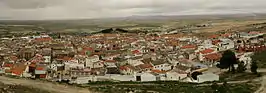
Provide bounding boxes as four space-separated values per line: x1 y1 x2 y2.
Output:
199 20 266 32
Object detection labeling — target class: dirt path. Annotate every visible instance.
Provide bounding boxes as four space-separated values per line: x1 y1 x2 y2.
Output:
255 69 266 93
0 76 96 93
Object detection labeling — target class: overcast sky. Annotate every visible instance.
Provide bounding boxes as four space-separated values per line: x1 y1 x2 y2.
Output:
0 0 265 20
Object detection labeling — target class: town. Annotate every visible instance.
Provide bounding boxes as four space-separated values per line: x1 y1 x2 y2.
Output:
0 28 265 85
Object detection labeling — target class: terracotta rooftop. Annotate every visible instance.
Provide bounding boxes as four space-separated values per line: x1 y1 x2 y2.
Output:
3 63 13 67
119 65 128 70
36 66 45 70
132 50 141 54
208 35 219 39
29 63 36 68
58 56 73 61
181 44 197 49
199 49 215 54
137 63 153 69
204 53 222 60
151 69 167 74
11 63 27 76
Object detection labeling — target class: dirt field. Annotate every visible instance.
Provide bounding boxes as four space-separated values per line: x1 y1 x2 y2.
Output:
0 76 96 93
200 20 266 32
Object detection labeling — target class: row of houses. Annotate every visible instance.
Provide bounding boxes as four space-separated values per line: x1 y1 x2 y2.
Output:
0 31 264 84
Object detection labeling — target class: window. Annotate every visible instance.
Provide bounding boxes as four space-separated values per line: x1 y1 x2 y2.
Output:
136 76 141 81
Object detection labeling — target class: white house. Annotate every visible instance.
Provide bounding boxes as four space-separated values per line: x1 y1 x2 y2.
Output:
110 75 136 81
86 55 100 63
119 65 138 75
104 60 117 67
203 39 213 46
64 62 84 71
218 38 235 50
153 63 172 71
69 76 97 84
151 59 172 71
197 48 216 61
136 72 157 82
197 73 219 83
178 37 193 42
49 61 64 71
166 71 187 81
238 52 253 68
102 54 120 60
85 55 100 68
85 61 104 69
43 56 51 63
127 57 144 67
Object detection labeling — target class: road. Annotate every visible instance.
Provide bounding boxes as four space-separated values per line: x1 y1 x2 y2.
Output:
255 69 266 93
0 76 96 93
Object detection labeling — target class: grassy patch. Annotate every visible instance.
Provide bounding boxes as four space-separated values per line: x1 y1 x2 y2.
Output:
251 51 266 68
87 81 259 93
219 72 261 81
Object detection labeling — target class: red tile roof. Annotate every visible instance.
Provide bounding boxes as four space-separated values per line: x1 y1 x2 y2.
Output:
181 44 197 49
36 67 45 70
199 49 215 54
151 70 167 74
204 53 222 60
3 63 13 67
11 63 27 76
39 74 46 78
29 63 36 68
137 63 153 69
132 50 141 54
209 35 219 39
119 66 128 70
212 40 221 45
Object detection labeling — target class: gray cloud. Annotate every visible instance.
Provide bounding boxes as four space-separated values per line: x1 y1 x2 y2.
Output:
0 0 265 20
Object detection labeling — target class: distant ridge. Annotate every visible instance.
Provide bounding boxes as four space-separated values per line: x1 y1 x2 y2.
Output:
0 13 266 25
1 13 266 21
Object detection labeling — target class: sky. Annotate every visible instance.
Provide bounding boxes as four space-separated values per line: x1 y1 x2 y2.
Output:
0 0 265 20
